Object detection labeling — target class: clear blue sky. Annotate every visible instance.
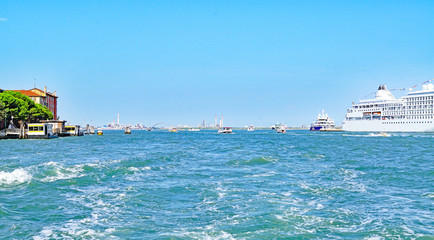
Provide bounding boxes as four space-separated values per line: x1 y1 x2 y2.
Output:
1 1 433 127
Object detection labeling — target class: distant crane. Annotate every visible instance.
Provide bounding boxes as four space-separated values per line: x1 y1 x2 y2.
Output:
147 122 162 131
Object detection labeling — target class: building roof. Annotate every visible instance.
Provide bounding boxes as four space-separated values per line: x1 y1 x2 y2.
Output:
11 88 58 98
30 88 58 98
14 90 42 97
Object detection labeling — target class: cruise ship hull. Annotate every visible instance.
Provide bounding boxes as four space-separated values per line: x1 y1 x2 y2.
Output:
342 120 434 132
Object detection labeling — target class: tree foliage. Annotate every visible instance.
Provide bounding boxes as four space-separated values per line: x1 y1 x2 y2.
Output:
0 100 5 121
0 91 53 125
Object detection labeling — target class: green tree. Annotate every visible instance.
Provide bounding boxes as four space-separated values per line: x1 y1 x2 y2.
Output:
30 104 53 121
0 101 5 120
0 91 53 126
0 101 4 129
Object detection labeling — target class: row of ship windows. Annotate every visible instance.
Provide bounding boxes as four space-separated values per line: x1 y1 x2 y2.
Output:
384 110 434 115
407 101 434 105
371 114 434 118
347 115 434 120
382 121 433 124
353 98 434 109
350 105 434 113
402 105 434 109
406 96 434 101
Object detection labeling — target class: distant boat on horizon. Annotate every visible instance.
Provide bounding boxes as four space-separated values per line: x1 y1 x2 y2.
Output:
218 127 233 134
187 128 200 131
273 123 287 133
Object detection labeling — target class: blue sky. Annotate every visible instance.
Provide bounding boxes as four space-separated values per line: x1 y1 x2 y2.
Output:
1 1 433 127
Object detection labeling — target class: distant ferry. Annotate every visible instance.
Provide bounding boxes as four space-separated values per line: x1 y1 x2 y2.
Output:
310 110 336 131
187 128 200 131
343 84 434 132
218 127 233 134
274 123 286 133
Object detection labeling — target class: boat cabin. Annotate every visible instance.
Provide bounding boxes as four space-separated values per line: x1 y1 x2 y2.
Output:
64 125 82 136
27 123 58 139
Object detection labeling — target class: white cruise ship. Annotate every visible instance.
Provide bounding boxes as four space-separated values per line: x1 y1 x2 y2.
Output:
342 84 434 132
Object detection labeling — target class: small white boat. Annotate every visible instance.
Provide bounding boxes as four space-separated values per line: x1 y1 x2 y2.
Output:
247 125 254 131
218 127 233 134
125 126 131 134
90 126 95 134
187 128 200 131
274 124 287 133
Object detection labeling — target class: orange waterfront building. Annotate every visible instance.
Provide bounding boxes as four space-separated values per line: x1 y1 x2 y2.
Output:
12 87 58 120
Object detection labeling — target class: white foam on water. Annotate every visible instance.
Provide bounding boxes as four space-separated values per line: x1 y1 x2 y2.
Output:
39 161 98 182
259 191 277 196
421 192 434 199
282 191 292 197
248 171 276 178
337 168 368 193
303 153 325 160
127 167 139 172
163 226 237 240
342 134 369 137
36 186 122 240
0 168 32 186
32 229 55 240
215 186 227 199
124 166 153 182
364 236 384 240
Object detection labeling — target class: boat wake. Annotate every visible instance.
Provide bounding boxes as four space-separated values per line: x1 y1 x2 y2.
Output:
0 168 32 186
38 162 97 183
343 133 392 137
368 132 391 137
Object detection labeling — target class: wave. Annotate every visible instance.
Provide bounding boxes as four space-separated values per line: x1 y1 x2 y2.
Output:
160 227 236 240
343 133 392 137
302 153 325 160
39 162 97 182
0 168 32 186
233 156 277 166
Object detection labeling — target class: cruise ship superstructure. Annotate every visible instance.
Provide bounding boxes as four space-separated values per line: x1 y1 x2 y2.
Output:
342 84 434 132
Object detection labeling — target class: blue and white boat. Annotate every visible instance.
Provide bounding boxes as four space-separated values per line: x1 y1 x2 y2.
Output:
310 110 336 131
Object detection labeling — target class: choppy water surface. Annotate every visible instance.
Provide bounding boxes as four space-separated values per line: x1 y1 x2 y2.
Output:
0 130 433 239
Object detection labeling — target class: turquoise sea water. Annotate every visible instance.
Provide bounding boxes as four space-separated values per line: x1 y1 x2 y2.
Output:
0 130 433 239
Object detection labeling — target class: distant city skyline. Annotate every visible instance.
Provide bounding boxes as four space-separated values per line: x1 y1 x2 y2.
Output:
1 1 433 127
